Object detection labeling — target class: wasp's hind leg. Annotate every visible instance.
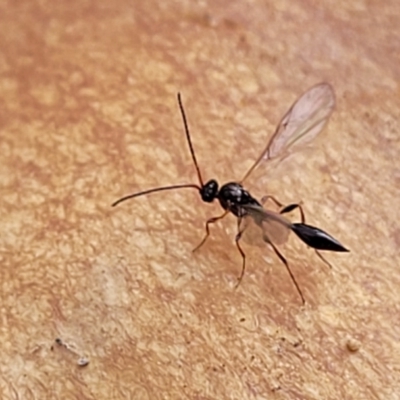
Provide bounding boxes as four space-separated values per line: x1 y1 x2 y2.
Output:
260 195 284 208
279 203 306 223
262 196 306 225
269 240 305 305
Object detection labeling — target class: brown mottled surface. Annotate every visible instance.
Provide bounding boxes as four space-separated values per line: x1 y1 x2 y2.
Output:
1 0 399 399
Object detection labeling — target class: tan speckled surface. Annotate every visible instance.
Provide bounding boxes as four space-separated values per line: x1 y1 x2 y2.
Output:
1 1 399 399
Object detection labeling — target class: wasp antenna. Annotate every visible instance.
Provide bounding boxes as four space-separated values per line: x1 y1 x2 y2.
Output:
177 93 204 187
111 183 201 207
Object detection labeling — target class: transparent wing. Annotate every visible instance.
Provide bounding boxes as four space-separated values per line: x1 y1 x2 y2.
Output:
240 204 349 252
239 204 292 246
241 83 335 183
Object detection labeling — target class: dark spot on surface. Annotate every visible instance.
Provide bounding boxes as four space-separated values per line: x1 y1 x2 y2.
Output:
391 228 400 248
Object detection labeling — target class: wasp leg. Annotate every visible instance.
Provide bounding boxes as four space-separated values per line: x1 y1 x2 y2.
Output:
261 196 306 225
268 241 305 305
279 203 306 223
193 211 228 253
234 216 247 289
260 195 284 208
314 250 333 269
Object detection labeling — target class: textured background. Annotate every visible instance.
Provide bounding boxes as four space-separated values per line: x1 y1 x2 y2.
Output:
1 0 399 399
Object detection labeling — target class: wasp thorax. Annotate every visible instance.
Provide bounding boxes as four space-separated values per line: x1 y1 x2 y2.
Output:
200 179 219 202
217 182 261 217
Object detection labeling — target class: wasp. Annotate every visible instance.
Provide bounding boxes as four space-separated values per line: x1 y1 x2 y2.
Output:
112 83 348 304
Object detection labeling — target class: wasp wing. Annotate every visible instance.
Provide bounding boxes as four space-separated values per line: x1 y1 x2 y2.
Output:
241 83 335 183
240 204 349 252
239 204 292 246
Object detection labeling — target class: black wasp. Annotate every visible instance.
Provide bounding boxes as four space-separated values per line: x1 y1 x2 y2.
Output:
112 83 348 304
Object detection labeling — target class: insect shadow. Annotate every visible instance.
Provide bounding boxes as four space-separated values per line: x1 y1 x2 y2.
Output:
112 83 349 304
